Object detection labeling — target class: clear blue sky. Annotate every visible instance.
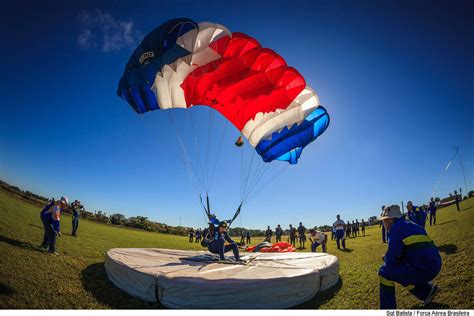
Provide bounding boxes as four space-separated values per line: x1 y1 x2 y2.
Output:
1 0 473 229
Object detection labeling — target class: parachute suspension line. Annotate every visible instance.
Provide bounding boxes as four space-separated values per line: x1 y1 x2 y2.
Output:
244 163 290 204
189 109 206 193
243 162 271 202
240 147 257 203
204 109 216 193
432 149 459 197
166 111 206 195
207 119 230 191
240 145 245 202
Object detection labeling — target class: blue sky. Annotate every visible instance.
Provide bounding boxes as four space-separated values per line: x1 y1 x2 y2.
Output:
1 0 473 229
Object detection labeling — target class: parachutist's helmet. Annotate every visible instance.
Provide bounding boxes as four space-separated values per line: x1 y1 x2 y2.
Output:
219 221 228 229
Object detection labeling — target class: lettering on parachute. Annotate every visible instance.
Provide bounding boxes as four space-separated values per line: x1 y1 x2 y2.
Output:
139 51 155 64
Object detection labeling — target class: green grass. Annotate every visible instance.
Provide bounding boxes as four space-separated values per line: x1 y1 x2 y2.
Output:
0 189 473 309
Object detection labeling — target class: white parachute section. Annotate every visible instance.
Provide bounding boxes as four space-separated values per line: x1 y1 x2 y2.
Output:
105 248 340 309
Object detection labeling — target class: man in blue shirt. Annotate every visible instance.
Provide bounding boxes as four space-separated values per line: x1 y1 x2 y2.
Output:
41 197 69 254
207 221 240 261
407 201 428 227
428 198 437 226
40 199 55 249
378 205 441 309
332 215 346 250
71 200 83 237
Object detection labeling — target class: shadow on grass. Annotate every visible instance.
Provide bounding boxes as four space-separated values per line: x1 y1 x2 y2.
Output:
28 223 43 230
339 248 354 253
0 282 16 296
438 244 457 254
410 301 450 309
293 278 343 309
81 262 163 309
0 234 44 253
437 220 457 226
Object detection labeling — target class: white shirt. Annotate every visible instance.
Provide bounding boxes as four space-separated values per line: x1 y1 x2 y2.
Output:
333 219 345 231
308 231 325 244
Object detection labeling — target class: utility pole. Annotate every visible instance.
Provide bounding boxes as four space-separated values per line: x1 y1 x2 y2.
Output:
453 147 468 196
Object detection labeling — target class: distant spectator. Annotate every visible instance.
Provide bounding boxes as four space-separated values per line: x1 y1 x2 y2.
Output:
361 219 366 236
333 215 346 250
356 219 360 237
297 222 306 248
189 228 194 243
195 228 202 243
240 230 245 244
331 226 336 240
275 224 283 243
454 190 461 212
429 198 437 226
245 230 251 244
71 200 83 237
346 222 352 239
380 205 387 243
289 224 296 246
265 226 273 242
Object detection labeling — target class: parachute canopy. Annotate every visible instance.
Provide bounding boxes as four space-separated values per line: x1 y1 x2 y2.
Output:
118 18 329 164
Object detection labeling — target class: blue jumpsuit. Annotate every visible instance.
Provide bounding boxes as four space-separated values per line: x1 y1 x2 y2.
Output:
40 201 54 248
208 231 240 261
379 218 441 309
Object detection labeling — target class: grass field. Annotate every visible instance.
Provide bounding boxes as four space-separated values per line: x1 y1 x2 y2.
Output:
0 189 473 309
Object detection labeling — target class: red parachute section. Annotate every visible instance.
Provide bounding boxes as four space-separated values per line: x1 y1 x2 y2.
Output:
245 242 296 253
181 32 306 131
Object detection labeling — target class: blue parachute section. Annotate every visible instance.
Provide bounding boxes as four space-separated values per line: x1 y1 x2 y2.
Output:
117 18 198 114
255 106 330 164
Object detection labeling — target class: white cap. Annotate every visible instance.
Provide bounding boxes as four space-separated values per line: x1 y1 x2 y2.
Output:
379 205 402 220
60 196 69 205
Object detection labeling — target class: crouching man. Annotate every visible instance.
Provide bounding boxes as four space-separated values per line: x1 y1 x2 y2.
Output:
379 205 441 309
208 221 240 261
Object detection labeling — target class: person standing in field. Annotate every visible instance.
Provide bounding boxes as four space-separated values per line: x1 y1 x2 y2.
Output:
289 224 297 246
380 205 387 243
265 226 273 242
356 219 360 237
454 190 461 212
195 228 202 243
275 224 283 243
297 222 306 248
71 200 83 237
428 198 437 226
333 215 346 250
406 201 425 227
245 230 251 244
189 228 194 243
361 219 366 236
352 221 357 238
346 221 352 239
331 226 336 240
41 197 69 255
240 230 245 244
378 205 441 309
39 199 55 249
